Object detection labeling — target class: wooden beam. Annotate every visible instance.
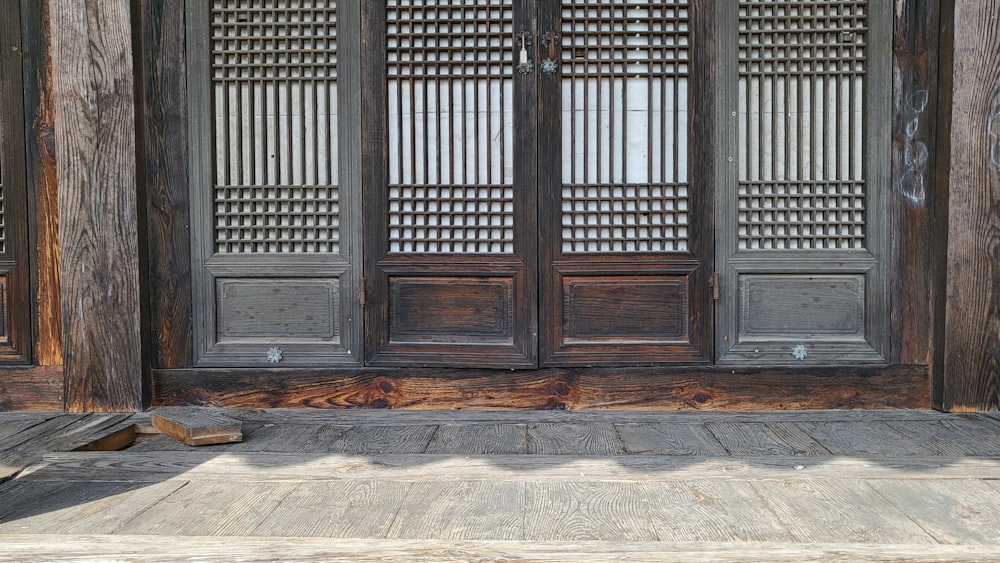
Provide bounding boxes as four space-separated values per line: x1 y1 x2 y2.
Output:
939 0 1000 411
152 365 931 411
50 0 147 412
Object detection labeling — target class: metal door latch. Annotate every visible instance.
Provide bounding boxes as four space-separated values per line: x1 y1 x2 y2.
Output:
516 32 533 74
541 32 559 75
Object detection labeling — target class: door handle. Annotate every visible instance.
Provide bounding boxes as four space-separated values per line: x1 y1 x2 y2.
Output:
516 31 533 74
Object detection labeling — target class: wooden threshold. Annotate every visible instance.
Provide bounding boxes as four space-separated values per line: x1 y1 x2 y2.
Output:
152 365 931 410
0 366 64 411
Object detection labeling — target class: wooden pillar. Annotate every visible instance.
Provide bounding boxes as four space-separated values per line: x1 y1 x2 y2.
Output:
50 0 148 412
938 0 1000 411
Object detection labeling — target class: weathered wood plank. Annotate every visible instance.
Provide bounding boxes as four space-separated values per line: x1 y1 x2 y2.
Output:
0 367 64 412
27 451 1000 483
614 423 728 456
250 480 409 538
794 421 927 456
643 480 792 542
0 480 69 523
3 536 1000 563
386 481 524 540
883 419 1000 456
424 424 528 455
753 479 937 544
872 479 1000 545
151 408 242 446
705 422 810 456
50 0 146 412
325 424 438 455
526 423 625 455
523 481 658 541
225 423 328 453
939 0 1000 411
1 414 131 480
152 365 932 410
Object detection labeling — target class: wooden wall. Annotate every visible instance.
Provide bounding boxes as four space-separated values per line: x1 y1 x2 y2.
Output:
938 0 1000 411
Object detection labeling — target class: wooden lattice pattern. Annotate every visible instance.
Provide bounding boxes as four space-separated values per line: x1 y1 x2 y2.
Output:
560 0 690 253
386 0 515 254
738 0 867 250
211 0 340 253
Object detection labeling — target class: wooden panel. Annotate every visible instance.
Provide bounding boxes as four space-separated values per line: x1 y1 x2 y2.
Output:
152 364 931 410
939 0 1000 412
0 366 63 411
390 277 513 341
216 279 340 341
740 275 865 339
138 0 192 369
19 0 62 368
563 276 686 340
51 0 146 412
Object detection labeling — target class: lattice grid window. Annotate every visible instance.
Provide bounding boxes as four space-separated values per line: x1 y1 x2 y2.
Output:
211 0 340 254
387 0 515 254
738 0 867 250
561 0 690 254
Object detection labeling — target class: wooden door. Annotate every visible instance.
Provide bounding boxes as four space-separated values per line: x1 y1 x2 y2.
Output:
715 0 891 364
363 0 538 367
538 0 711 365
0 0 32 364
187 0 363 366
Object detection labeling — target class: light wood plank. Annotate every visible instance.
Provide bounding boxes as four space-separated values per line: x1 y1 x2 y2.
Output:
871 479 1000 545
523 481 658 541
526 423 625 455
795 421 928 456
643 480 793 542
753 478 938 544
151 408 242 446
705 422 803 456
26 451 1000 483
2 536 1000 562
249 480 410 538
614 423 728 456
386 481 524 540
424 424 528 454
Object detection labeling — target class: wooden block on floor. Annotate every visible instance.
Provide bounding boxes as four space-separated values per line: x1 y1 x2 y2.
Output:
151 408 243 446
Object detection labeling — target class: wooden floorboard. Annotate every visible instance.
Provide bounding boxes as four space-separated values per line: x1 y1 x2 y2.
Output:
1 536 998 562
4 408 1000 561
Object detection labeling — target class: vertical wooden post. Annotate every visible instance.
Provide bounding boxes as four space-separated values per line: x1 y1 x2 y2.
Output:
939 0 1000 411
50 0 147 412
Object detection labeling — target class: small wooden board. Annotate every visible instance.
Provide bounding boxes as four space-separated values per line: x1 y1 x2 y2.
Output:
151 408 243 446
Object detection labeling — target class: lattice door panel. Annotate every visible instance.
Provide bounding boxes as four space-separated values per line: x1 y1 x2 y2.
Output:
737 0 866 251
717 0 890 365
188 0 362 366
560 0 689 254
386 0 515 255
540 0 709 366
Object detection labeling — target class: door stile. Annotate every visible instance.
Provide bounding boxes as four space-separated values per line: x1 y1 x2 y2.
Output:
538 0 711 366
364 0 538 368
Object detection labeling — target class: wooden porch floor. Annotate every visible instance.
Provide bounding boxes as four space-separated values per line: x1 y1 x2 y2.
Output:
2 409 1000 561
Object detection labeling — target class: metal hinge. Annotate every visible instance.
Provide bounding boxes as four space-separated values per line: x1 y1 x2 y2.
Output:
359 278 367 307
711 272 721 301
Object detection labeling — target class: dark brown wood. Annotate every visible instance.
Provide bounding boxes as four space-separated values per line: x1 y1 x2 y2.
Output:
20 0 62 368
892 0 942 367
0 366 63 411
939 0 1000 412
151 407 242 446
0 0 32 364
137 0 192 369
51 0 146 412
152 365 930 411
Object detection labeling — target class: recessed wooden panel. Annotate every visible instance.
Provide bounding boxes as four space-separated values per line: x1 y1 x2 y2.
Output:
739 274 864 340
563 277 686 341
0 274 6 338
216 278 339 341
389 277 513 343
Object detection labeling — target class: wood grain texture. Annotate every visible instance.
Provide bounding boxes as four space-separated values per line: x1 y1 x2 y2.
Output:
20 0 62 368
0 366 63 411
1 536 1000 563
151 408 242 446
152 365 931 410
614 424 729 456
137 0 192 369
523 481 658 541
50 0 146 412
424 424 528 455
386 481 524 540
940 0 1000 411
891 0 942 370
526 422 625 455
871 479 1000 545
